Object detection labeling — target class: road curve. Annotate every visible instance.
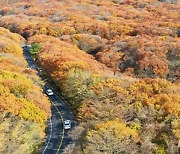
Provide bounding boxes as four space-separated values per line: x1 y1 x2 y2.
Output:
23 46 76 154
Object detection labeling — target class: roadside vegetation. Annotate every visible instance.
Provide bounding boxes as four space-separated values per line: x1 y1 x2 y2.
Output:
0 27 51 154
29 43 41 55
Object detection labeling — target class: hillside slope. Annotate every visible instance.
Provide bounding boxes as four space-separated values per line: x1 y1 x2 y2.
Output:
0 27 51 154
0 0 179 81
0 0 179 154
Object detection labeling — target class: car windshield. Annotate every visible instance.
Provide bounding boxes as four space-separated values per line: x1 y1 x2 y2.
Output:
64 120 70 125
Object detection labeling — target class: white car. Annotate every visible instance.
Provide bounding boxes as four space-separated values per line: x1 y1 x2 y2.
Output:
45 89 54 96
64 120 71 129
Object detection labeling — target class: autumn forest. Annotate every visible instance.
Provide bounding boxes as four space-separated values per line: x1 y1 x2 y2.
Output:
0 0 180 154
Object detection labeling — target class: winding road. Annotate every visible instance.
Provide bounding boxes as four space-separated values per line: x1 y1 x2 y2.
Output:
23 46 76 154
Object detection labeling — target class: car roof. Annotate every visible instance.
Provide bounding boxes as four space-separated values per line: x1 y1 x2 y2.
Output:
64 120 70 124
47 89 52 92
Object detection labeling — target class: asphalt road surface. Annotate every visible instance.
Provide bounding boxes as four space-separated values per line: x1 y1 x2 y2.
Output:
23 46 76 154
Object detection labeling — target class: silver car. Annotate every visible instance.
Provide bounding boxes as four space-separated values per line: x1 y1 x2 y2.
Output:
45 89 54 96
64 120 71 129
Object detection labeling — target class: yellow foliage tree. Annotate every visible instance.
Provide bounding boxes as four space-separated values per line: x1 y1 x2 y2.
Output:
85 119 138 153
